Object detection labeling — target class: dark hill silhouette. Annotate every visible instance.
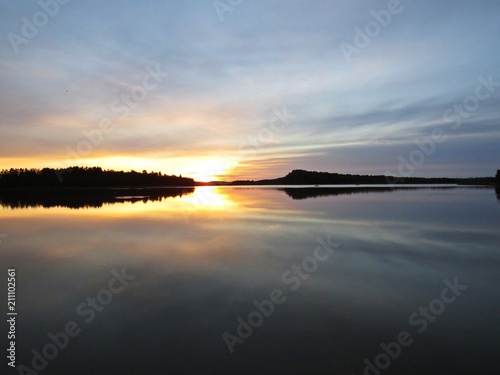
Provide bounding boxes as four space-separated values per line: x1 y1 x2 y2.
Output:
231 169 496 186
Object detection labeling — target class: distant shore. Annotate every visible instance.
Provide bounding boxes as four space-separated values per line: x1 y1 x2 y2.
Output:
197 169 498 187
1 167 498 189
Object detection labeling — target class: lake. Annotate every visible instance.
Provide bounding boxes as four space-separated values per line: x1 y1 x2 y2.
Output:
1 186 499 374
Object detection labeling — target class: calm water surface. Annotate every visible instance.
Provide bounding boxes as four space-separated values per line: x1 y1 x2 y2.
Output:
1 186 499 374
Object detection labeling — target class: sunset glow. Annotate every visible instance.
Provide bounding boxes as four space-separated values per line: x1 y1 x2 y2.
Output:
1 1 499 180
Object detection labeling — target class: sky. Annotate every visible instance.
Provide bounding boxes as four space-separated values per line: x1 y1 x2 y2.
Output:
0 0 499 181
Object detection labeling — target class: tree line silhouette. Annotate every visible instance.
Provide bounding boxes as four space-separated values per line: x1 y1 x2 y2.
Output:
0 167 194 188
0 167 497 188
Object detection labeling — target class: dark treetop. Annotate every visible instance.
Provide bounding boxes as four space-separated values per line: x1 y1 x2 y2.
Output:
0 167 195 188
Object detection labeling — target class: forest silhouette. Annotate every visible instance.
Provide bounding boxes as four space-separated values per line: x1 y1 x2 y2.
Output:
0 167 194 188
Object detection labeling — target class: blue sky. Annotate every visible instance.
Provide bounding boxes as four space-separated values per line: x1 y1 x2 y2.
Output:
1 0 499 180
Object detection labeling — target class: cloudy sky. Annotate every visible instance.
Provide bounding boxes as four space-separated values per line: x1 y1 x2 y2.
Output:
1 0 499 181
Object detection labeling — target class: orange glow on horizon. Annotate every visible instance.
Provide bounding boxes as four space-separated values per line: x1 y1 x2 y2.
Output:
0 156 242 182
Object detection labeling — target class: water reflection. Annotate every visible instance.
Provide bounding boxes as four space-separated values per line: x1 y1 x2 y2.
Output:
0 187 194 209
0 187 499 374
278 186 456 200
4 185 496 209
